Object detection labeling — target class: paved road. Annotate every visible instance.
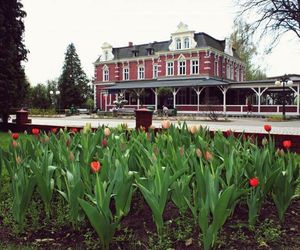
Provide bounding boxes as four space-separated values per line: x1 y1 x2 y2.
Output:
28 115 300 135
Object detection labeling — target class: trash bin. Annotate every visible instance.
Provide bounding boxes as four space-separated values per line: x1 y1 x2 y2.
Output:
135 108 153 131
15 109 31 124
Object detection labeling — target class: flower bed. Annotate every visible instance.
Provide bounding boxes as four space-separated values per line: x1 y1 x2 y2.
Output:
0 123 299 249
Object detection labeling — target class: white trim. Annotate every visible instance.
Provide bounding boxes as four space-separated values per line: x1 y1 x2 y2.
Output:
166 61 174 76
190 59 199 75
178 59 186 75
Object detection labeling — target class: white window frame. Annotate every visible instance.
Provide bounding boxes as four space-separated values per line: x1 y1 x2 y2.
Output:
230 65 234 80
153 64 158 78
178 60 186 75
191 59 199 75
184 37 190 49
176 38 181 50
103 66 109 81
138 66 145 79
104 51 108 61
226 64 230 79
214 61 219 77
123 67 129 81
236 67 240 81
166 61 174 76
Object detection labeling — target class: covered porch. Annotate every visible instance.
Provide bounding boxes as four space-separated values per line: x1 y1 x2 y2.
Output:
98 76 300 117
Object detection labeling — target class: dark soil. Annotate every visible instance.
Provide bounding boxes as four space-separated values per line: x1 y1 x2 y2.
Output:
0 193 299 250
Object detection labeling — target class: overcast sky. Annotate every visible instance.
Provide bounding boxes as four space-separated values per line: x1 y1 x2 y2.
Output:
22 0 300 85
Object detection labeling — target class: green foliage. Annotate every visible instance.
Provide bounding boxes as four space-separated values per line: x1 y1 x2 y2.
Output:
58 43 91 109
0 0 29 122
0 124 299 249
230 20 266 81
28 84 52 109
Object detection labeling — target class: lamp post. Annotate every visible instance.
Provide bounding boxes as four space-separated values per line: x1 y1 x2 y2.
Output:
50 90 61 114
275 75 293 120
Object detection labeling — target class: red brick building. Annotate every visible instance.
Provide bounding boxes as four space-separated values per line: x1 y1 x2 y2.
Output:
93 23 300 116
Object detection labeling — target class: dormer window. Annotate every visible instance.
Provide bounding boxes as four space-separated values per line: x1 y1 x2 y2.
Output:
132 46 139 57
184 37 190 49
147 48 154 55
176 38 181 50
104 51 108 61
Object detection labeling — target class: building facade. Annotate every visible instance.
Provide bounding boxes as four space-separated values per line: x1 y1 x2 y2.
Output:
93 23 300 116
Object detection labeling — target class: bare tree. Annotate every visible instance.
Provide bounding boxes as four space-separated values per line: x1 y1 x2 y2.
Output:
235 0 300 52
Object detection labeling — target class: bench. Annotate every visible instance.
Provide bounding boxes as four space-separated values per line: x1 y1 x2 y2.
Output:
77 108 90 114
112 108 136 116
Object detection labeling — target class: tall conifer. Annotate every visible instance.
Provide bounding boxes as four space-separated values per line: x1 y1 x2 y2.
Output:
58 43 90 109
0 0 28 123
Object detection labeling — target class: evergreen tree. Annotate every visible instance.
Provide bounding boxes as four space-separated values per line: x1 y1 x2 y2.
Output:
230 20 266 80
0 0 28 123
58 43 90 109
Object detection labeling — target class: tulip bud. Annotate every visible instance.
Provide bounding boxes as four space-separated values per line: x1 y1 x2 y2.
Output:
149 124 156 130
12 140 18 148
179 147 184 156
189 125 198 134
15 156 22 164
204 151 213 161
162 120 171 129
104 127 111 137
69 151 75 161
196 148 202 158
262 137 268 146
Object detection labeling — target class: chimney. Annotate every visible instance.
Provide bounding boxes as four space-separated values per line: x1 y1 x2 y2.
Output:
128 42 133 47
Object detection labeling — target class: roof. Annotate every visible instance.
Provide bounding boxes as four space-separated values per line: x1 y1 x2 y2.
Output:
98 32 239 62
105 77 229 92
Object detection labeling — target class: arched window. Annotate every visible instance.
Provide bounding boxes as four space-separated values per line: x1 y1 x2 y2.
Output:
184 37 189 48
104 51 108 61
103 66 109 81
176 38 181 49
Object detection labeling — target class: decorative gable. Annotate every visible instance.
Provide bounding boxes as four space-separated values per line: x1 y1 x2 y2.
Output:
101 42 114 61
224 38 233 56
169 22 197 51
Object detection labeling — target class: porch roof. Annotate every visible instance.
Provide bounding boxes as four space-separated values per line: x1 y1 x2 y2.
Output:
105 77 229 91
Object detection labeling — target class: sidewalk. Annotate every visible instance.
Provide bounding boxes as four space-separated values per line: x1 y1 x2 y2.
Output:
28 115 300 135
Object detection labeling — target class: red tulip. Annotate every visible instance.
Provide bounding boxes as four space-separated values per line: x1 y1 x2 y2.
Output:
101 138 108 147
71 128 78 133
283 140 292 149
32 128 40 135
264 124 271 132
249 177 259 187
90 161 101 173
226 129 233 137
12 133 19 140
51 128 58 134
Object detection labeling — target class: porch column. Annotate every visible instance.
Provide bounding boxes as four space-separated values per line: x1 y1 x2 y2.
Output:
251 87 268 115
134 89 143 109
218 86 228 114
100 92 102 110
93 85 96 109
151 88 158 111
192 87 205 112
105 94 108 112
289 85 300 115
297 84 300 115
109 94 112 105
172 88 181 109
